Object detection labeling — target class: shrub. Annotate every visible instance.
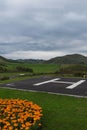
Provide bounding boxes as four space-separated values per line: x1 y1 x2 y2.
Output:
0 66 7 72
0 76 10 80
73 72 84 77
16 66 33 73
55 64 87 77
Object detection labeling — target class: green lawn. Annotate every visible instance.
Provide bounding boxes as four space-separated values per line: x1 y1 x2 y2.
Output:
0 88 87 130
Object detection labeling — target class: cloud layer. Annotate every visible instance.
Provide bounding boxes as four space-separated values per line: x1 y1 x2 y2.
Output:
0 0 87 59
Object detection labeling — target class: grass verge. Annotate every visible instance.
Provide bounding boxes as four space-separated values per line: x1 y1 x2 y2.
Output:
0 88 87 130
0 73 42 84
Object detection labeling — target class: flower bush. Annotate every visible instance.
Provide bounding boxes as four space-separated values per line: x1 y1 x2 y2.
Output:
0 98 43 130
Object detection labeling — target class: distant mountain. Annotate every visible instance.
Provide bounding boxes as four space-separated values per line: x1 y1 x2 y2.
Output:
45 54 87 64
0 56 44 64
10 59 45 64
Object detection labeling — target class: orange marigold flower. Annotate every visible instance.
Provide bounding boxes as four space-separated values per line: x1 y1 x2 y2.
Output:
25 122 31 127
0 98 43 130
14 123 18 127
9 126 13 130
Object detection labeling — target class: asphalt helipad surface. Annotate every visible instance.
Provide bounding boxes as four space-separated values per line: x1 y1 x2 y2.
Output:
1 76 87 97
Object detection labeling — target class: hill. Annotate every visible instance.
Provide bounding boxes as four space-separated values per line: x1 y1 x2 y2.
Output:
45 54 87 64
0 56 9 65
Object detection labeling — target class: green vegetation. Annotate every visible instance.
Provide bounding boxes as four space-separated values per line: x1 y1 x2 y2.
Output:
55 64 87 77
0 88 87 130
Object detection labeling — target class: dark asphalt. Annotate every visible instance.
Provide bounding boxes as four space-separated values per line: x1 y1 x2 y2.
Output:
1 76 87 97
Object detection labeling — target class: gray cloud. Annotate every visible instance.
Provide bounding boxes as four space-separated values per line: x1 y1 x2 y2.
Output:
0 0 87 59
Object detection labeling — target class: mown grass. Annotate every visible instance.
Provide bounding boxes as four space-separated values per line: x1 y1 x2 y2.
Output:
0 88 87 130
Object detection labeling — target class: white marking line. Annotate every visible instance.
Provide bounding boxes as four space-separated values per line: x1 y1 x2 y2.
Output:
6 83 14 86
19 74 25 76
53 81 75 84
66 80 86 89
34 78 60 86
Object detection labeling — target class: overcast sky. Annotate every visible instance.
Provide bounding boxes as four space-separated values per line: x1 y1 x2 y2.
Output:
0 0 87 59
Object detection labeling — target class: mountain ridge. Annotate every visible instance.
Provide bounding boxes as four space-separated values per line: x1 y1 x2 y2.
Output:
45 54 87 64
0 53 87 64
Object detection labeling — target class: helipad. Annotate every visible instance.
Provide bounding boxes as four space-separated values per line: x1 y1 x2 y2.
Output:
1 76 87 97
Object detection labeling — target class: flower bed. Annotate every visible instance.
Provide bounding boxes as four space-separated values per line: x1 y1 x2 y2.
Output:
0 98 43 130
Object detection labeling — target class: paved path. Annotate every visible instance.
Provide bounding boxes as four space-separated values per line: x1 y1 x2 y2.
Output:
1 76 87 97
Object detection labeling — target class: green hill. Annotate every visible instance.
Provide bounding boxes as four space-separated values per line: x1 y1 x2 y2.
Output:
45 54 87 64
0 56 9 65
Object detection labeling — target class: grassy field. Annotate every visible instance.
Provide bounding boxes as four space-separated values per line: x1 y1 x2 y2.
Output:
7 63 59 73
0 88 87 130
